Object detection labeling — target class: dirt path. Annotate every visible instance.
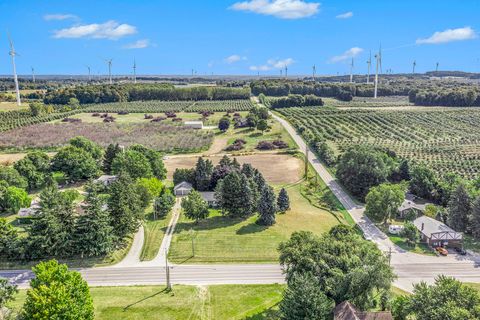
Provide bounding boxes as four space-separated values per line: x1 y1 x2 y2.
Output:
114 225 145 267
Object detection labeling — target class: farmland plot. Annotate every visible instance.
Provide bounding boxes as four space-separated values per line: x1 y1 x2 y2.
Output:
0 122 214 152
278 107 480 179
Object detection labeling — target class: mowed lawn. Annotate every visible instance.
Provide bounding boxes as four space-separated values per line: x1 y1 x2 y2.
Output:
140 207 174 261
8 284 284 320
168 183 340 264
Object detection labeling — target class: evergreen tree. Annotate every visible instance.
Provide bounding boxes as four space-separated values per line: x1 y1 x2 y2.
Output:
241 163 255 178
447 183 471 232
74 182 114 257
107 174 143 239
215 171 253 217
279 273 334 320
277 188 290 212
471 197 480 239
194 157 213 191
27 183 74 259
103 143 121 174
257 185 277 226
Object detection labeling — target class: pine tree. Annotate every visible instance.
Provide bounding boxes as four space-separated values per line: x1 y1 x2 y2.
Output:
215 171 253 217
194 157 213 191
103 144 121 174
108 174 143 239
74 182 114 257
258 185 277 226
471 197 480 239
277 188 290 212
241 163 255 178
153 192 176 220
447 183 471 232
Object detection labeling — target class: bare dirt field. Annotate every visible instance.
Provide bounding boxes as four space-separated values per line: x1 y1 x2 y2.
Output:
0 152 56 165
164 154 302 184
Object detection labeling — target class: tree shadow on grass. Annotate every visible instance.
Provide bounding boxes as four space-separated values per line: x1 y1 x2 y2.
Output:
123 287 170 311
243 303 281 320
249 132 263 138
174 215 242 233
236 221 269 235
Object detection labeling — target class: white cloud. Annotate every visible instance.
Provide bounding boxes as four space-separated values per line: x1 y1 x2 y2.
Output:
249 58 294 71
336 11 353 19
230 0 320 19
416 27 477 44
330 47 363 63
123 39 150 49
224 54 247 64
53 20 137 40
44 13 78 21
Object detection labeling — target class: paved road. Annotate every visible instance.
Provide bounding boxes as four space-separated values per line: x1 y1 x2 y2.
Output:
2 110 480 292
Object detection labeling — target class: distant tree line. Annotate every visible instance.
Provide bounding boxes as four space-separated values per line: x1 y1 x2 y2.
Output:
250 80 411 101
43 84 251 105
409 88 480 107
268 94 324 108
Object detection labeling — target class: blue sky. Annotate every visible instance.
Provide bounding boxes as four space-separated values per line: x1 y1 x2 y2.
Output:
0 0 479 76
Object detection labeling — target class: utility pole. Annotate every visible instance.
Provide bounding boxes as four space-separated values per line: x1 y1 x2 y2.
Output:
165 248 171 290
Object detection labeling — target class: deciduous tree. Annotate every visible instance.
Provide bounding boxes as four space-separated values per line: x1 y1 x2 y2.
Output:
365 183 404 224
181 190 209 223
22 260 94 320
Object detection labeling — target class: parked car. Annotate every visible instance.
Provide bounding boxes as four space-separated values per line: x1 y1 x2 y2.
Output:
436 247 448 256
454 247 467 255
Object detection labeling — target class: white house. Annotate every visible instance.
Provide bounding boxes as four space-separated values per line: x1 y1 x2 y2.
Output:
18 199 40 217
174 181 193 196
199 191 217 207
94 175 118 186
184 121 203 129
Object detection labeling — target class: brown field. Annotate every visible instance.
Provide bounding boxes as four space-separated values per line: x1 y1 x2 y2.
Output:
164 154 303 184
0 152 56 165
0 122 214 153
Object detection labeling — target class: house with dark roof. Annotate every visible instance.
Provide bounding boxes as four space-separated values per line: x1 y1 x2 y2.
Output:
397 193 431 219
413 215 463 249
334 301 393 320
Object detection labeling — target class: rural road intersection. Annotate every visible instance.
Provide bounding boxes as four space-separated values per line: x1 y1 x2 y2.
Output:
2 110 480 291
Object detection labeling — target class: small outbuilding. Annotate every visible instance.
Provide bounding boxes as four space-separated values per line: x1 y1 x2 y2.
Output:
334 301 393 320
184 121 204 129
18 199 40 217
398 194 431 219
94 175 118 186
413 215 463 249
174 181 193 196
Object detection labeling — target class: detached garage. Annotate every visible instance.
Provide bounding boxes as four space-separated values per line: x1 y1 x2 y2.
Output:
174 181 193 196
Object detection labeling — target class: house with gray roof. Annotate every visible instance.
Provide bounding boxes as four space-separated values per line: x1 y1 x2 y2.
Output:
413 215 463 249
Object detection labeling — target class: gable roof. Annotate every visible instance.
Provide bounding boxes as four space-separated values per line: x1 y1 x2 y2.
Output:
413 215 461 239
174 181 193 191
334 301 393 320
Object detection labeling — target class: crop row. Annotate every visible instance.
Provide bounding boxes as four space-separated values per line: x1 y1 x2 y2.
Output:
278 107 480 179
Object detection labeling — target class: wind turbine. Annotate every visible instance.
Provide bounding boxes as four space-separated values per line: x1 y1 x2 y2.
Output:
105 59 113 84
8 33 21 106
374 46 382 99
284 65 288 78
366 51 372 84
412 60 416 74
133 58 137 84
349 58 354 83
312 65 316 81
435 62 439 72
31 67 35 83
86 65 91 82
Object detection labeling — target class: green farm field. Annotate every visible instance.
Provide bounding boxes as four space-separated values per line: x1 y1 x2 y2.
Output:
277 106 480 179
